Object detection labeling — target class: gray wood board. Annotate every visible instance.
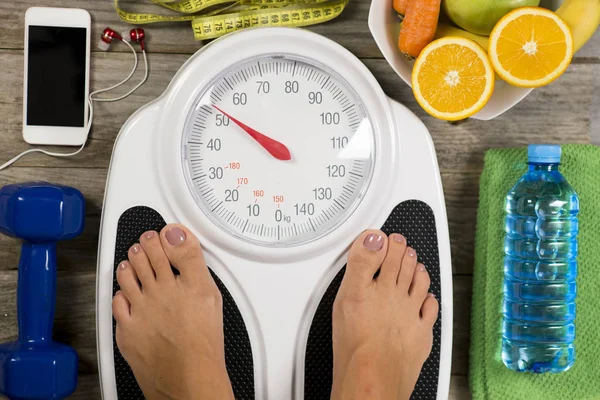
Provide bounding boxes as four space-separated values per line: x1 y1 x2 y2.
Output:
0 1 598 398
0 272 471 394
0 51 595 171
1 0 599 60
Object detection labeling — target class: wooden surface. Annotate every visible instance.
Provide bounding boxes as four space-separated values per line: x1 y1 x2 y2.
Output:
0 0 598 398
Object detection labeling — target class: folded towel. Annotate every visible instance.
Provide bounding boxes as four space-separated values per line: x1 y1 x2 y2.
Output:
469 144 600 400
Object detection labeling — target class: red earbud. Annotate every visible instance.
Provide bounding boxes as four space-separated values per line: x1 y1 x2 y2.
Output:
98 28 123 51
122 28 146 51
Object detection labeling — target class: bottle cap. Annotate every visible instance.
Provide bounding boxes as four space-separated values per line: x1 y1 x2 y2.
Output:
528 144 561 164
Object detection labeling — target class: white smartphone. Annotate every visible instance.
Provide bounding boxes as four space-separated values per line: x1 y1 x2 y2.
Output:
23 7 91 146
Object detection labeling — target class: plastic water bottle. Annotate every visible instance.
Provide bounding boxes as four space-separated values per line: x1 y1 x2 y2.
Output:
502 144 579 373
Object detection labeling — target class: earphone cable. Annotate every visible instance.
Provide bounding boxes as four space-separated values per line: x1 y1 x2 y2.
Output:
0 39 146 171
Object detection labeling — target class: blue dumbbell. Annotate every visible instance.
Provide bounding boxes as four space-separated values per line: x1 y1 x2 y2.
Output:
0 182 85 400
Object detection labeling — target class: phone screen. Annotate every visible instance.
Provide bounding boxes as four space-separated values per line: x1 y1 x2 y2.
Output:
27 26 87 128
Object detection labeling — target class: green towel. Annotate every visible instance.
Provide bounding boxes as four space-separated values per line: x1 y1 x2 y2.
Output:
470 144 600 400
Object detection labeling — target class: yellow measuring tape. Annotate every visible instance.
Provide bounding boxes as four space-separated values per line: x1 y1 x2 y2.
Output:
114 0 349 40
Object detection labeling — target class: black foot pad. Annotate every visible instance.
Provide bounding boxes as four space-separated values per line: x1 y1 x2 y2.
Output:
112 206 255 399
304 200 442 400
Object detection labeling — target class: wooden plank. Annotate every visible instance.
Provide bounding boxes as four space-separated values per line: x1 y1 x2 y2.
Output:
592 60 600 145
0 1 596 399
0 274 473 378
0 138 115 169
0 167 481 276
0 50 174 168
2 0 377 57
0 264 473 380
2 0 599 61
0 270 472 375
0 50 595 171
0 168 107 272
442 172 480 276
364 59 595 173
449 375 472 400
575 28 600 61
0 272 98 375
0 374 471 399
0 167 107 208
72 373 103 399
0 374 101 400
451 276 473 377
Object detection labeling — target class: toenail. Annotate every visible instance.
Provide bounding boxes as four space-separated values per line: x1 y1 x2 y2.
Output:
427 293 436 298
363 233 384 251
408 248 416 257
166 227 186 246
118 262 127 270
143 231 157 239
392 234 405 243
419 264 426 272
131 245 141 254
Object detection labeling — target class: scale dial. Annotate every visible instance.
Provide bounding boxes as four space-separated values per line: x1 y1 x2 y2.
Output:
182 55 375 246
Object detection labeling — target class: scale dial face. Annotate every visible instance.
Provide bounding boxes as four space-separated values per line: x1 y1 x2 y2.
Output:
182 55 375 247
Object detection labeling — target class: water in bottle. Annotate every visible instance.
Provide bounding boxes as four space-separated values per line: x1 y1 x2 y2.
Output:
502 144 578 373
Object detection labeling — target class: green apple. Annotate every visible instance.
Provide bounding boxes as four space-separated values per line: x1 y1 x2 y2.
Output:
442 0 541 35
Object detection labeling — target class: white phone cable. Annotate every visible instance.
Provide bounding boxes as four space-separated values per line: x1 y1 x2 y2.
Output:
0 40 148 171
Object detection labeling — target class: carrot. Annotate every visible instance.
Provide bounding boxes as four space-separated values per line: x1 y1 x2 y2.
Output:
393 0 411 15
398 0 441 58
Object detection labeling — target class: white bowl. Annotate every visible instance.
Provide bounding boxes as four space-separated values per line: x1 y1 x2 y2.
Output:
368 0 564 120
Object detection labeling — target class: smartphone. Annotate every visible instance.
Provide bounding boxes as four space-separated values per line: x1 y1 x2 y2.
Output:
23 7 91 146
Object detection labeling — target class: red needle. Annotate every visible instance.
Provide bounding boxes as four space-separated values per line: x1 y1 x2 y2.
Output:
212 105 291 161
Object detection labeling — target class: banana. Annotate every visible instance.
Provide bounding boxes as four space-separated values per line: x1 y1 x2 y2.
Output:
432 0 599 53
434 22 490 50
555 0 600 52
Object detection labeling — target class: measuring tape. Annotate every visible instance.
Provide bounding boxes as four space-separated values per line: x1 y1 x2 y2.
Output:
114 0 349 40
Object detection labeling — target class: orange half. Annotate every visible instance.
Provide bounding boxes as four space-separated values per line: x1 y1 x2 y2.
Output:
489 7 574 88
412 37 495 121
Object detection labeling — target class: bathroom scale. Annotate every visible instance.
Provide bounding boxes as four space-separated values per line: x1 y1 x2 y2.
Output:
96 27 453 400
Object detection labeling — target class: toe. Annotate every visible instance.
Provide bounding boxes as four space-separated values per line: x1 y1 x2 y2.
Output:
397 247 418 293
159 224 211 283
378 233 406 287
410 263 431 304
128 243 156 288
112 290 131 323
421 294 439 326
341 230 388 291
116 261 142 302
140 230 175 283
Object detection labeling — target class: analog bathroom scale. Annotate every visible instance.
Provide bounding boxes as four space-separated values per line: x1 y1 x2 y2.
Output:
97 27 452 400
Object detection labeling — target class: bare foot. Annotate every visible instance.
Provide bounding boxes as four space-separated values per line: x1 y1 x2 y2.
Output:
331 230 439 400
112 224 234 400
